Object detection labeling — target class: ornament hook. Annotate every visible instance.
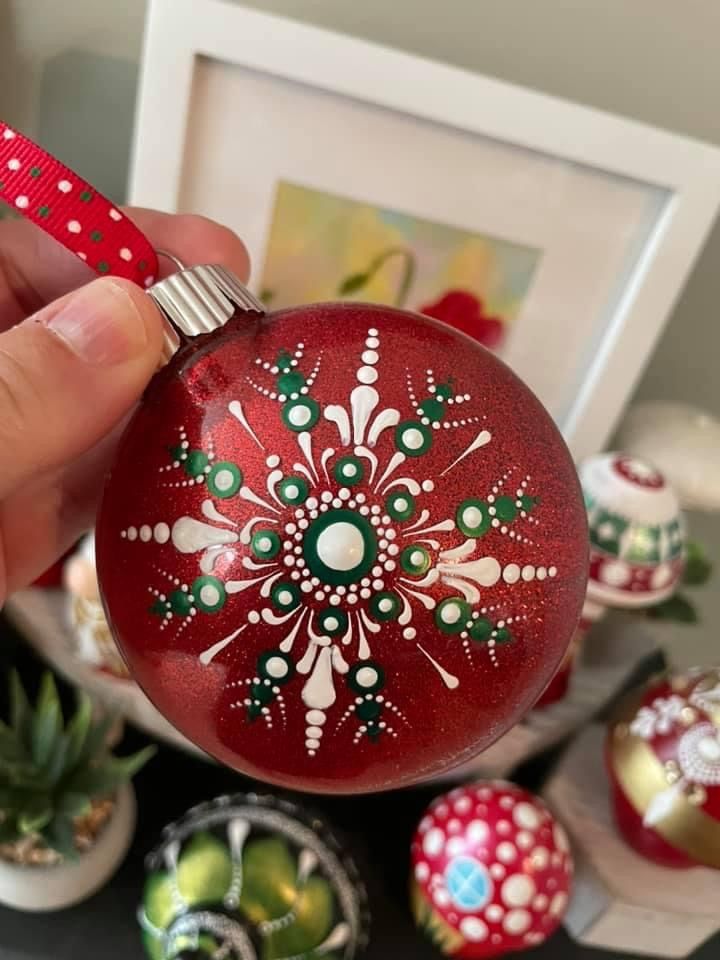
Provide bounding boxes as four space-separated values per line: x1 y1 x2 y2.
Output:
156 249 187 272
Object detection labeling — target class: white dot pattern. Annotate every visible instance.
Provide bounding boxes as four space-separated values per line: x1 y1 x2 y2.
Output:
411 785 572 948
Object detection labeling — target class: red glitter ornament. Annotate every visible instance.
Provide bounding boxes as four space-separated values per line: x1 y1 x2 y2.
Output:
410 781 573 956
96 265 588 793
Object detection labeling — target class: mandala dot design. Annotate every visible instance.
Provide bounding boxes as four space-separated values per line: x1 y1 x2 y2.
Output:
113 320 568 768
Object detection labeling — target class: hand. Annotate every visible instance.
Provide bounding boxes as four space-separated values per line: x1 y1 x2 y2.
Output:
0 209 249 601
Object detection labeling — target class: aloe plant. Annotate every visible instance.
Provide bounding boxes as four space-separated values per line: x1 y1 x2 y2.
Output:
0 670 154 860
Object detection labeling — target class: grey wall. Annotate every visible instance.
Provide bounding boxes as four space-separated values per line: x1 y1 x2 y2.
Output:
2 0 718 665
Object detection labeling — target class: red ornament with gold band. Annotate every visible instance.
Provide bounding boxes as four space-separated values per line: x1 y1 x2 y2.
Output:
607 667 720 869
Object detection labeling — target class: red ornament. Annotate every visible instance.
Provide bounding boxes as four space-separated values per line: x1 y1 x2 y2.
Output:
420 291 505 350
607 668 720 869
410 782 573 956
96 267 587 793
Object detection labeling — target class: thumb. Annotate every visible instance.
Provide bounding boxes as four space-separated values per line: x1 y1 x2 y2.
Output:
0 277 165 499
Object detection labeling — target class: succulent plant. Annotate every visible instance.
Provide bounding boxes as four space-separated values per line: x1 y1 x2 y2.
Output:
0 669 155 860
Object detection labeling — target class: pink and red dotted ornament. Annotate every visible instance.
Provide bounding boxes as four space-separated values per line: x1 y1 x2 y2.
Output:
410 781 572 957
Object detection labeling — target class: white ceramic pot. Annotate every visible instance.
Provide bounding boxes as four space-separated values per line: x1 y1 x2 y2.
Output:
0 783 136 912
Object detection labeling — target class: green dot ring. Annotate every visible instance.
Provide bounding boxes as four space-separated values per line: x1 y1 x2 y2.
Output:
190 576 226 614
456 498 492 537
435 596 471 634
207 461 242 498
281 397 320 432
271 581 301 612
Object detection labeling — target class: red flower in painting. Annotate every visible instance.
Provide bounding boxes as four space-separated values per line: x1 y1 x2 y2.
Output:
419 289 505 349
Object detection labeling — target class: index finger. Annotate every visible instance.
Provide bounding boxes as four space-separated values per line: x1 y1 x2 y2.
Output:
0 208 251 329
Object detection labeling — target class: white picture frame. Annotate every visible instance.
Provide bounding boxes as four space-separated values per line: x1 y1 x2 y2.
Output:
130 0 720 462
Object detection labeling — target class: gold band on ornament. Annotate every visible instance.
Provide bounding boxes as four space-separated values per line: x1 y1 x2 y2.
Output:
610 732 720 868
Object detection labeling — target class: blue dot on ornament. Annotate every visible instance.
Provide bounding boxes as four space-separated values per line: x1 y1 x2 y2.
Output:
445 856 493 911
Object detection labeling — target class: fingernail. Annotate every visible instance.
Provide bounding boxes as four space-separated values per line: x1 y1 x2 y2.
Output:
42 279 149 365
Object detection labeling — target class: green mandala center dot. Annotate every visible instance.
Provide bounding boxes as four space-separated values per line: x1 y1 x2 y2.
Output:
304 509 377 586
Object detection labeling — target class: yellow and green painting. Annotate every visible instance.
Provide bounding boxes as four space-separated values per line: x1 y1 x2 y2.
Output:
259 181 541 351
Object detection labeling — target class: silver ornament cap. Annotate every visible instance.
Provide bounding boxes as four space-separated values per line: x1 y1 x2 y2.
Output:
147 263 265 364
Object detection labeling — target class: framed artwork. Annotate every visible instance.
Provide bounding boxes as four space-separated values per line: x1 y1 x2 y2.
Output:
130 0 720 462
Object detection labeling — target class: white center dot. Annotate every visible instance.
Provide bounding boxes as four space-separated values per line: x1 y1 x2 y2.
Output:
441 603 462 624
200 584 219 606
463 506 483 527
214 469 234 491
402 428 425 450
316 522 366 571
355 666 379 688
288 405 311 427
265 656 289 678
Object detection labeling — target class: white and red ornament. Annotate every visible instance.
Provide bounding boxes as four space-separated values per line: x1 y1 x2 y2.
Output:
410 781 572 957
607 667 720 869
582 452 685 611
537 453 687 709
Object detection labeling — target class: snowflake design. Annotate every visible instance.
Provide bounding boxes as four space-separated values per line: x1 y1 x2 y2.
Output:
121 328 559 758
677 723 720 786
629 695 687 739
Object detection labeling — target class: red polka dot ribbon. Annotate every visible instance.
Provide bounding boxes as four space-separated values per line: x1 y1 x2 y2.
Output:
0 121 158 286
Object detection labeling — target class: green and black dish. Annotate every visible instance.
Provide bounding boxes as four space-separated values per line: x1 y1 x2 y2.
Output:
139 793 369 960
